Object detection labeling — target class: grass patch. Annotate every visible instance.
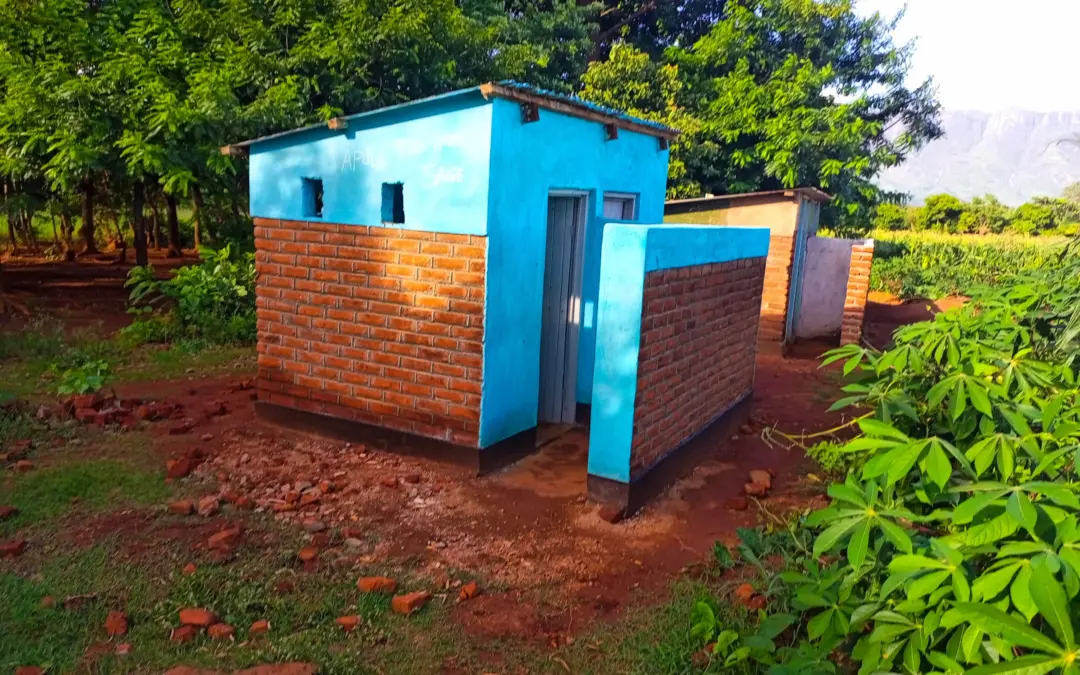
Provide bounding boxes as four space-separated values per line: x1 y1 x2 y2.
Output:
0 546 156 673
1 459 170 536
116 344 255 383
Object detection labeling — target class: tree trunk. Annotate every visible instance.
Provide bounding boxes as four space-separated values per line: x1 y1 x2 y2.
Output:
149 190 164 250
80 179 98 254
59 208 76 261
50 210 60 247
131 183 148 267
191 185 204 251
165 193 183 258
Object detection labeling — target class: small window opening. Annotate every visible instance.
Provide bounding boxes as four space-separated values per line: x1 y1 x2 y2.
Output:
603 193 638 220
302 177 323 218
381 182 405 224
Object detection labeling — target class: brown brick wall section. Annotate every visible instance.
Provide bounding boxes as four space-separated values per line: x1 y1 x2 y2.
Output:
841 241 874 345
758 235 793 352
253 218 486 447
630 257 767 477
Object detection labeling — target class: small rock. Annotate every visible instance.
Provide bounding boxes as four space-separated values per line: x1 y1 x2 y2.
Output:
197 496 219 517
458 581 481 602
0 539 27 557
207 623 235 640
343 538 364 551
391 591 432 615
744 482 769 498
208 527 241 551
249 619 270 635
178 607 217 627
357 576 397 594
170 625 198 643
739 423 754 435
748 470 772 490
115 643 132 655
302 519 325 533
40 596 56 608
297 546 319 562
0 505 18 520
747 594 768 611
335 615 361 632
200 433 214 442
725 496 749 511
299 492 320 507
734 583 755 604
14 459 33 472
404 473 422 484
75 407 97 423
318 481 334 494
105 610 129 637
182 563 197 575
14 667 45 675
73 393 100 409
168 500 194 516
234 496 255 510
381 477 398 488
166 457 194 479
597 505 625 524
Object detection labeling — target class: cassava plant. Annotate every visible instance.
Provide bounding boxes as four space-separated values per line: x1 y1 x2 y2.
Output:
696 240 1080 674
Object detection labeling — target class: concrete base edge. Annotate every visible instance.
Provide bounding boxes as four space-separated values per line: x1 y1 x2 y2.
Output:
586 394 753 517
255 401 537 476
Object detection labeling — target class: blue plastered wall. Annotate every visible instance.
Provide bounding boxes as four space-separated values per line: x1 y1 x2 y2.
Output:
587 224 771 483
478 99 670 447
248 92 493 233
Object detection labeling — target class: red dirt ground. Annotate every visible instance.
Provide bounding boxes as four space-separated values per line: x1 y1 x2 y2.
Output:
863 291 968 348
95 351 841 638
2 258 877 645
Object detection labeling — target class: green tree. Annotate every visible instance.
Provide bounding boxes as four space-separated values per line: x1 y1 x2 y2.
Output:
917 194 967 232
580 0 942 235
964 194 1011 233
1063 181 1080 205
1009 201 1055 235
872 203 908 231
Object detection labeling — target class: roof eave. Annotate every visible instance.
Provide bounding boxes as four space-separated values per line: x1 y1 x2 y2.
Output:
479 82 679 141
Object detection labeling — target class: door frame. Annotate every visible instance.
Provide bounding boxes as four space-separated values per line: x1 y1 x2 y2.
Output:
541 189 590 424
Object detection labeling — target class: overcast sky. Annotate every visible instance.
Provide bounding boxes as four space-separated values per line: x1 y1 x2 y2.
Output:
857 0 1080 112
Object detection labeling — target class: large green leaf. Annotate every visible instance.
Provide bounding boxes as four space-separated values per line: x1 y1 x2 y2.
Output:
1030 561 1075 649
965 654 1065 675
952 602 1064 654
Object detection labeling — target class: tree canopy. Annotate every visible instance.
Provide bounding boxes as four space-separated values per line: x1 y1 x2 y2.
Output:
0 0 942 251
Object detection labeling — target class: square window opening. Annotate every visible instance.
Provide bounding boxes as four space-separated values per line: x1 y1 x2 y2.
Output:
381 182 405 224
302 178 323 218
603 192 638 220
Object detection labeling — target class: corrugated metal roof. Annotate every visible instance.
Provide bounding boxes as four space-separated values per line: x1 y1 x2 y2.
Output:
222 81 678 154
665 188 833 208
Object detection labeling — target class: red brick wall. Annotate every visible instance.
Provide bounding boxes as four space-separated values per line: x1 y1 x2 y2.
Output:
630 258 766 476
758 235 794 352
253 218 486 447
841 241 874 346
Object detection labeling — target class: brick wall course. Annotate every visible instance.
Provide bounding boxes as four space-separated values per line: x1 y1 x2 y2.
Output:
253 218 485 447
841 242 875 346
629 257 766 476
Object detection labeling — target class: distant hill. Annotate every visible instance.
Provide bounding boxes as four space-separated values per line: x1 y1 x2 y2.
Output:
877 109 1080 206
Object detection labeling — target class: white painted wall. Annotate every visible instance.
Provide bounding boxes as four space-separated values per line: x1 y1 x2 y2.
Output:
795 237 857 340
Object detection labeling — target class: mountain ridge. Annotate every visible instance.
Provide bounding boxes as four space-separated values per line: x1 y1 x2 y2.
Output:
877 108 1080 205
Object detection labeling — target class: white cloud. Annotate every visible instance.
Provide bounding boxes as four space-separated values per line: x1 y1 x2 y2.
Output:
857 0 1080 112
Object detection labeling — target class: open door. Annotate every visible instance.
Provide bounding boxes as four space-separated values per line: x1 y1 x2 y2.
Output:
538 193 586 424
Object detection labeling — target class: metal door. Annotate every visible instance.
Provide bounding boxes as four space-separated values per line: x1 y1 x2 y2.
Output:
538 194 586 424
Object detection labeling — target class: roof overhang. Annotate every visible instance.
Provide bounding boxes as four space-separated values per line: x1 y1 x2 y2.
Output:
666 188 833 210
220 82 679 157
478 82 679 141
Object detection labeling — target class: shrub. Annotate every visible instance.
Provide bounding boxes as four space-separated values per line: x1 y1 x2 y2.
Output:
123 245 256 346
49 358 110 395
692 238 1080 674
870 230 1070 300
